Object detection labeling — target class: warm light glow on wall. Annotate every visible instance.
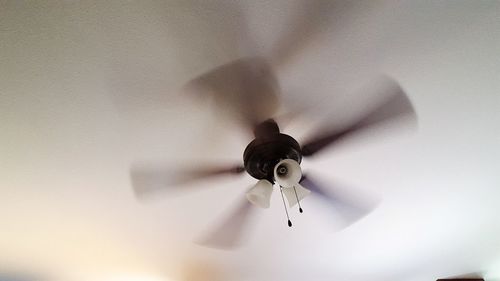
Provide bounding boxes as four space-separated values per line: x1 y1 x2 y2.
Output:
102 273 171 281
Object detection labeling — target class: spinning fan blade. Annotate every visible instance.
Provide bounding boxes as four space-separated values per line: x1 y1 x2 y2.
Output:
197 198 256 249
300 175 375 226
185 57 280 131
270 0 340 69
130 163 245 198
106 0 257 111
301 77 416 157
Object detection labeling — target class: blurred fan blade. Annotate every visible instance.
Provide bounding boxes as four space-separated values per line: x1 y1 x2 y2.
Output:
197 198 256 249
301 77 416 157
130 163 245 199
106 0 257 111
185 57 280 131
300 174 375 226
270 0 341 69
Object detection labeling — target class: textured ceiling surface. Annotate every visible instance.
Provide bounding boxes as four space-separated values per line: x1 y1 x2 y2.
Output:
1 1 500 281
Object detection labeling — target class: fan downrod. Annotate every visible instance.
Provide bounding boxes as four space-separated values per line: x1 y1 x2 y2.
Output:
243 119 302 182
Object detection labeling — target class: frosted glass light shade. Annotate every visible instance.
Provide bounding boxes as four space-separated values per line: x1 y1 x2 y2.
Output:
282 183 311 207
246 179 273 208
274 159 302 188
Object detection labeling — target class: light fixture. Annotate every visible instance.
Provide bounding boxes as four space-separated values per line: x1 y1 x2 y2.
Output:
245 158 310 226
274 159 310 206
273 159 302 188
282 183 311 207
245 179 273 208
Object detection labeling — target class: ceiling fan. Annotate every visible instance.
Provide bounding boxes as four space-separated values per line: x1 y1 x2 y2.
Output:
130 1 417 249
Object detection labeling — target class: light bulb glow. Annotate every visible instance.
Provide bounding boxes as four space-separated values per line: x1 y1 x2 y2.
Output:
273 159 302 188
246 179 273 208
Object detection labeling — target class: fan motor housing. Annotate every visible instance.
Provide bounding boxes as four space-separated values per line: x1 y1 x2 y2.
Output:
243 133 302 182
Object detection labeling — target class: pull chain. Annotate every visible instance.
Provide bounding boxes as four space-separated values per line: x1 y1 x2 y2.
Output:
293 185 303 213
280 186 292 227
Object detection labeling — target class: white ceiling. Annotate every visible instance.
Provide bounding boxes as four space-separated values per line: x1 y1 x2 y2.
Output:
1 1 500 281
